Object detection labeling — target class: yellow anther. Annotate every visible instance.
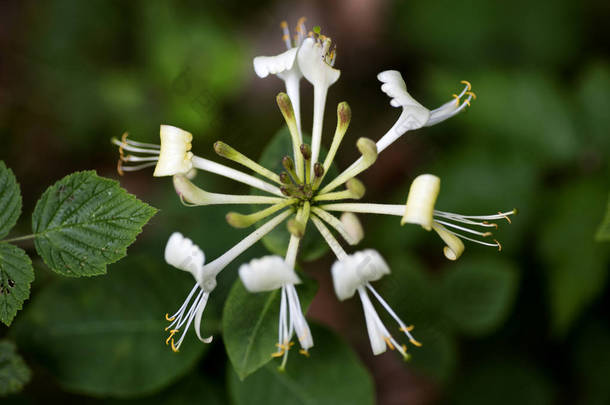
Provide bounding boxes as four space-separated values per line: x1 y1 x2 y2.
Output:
452 94 460 106
482 232 493 237
483 221 499 229
165 313 175 321
495 239 502 251
282 34 289 42
297 17 306 27
165 329 179 345
401 344 408 353
400 325 415 332
460 80 472 91
409 338 422 347
499 212 512 224
299 349 310 357
463 99 471 107
117 159 124 176
280 21 288 29
465 91 477 100
383 337 395 350
271 350 285 358
171 339 179 352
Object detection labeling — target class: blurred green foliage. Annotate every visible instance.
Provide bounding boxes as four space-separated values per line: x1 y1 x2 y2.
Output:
0 0 608 404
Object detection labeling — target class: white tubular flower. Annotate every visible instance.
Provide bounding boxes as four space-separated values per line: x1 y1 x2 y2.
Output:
375 70 476 153
239 254 313 369
297 32 341 178
297 36 340 90
111 125 194 177
254 19 308 135
153 125 194 177
164 232 216 352
401 174 517 260
331 249 420 358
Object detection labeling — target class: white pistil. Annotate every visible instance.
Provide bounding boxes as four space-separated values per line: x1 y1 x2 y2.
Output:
311 207 359 246
173 175 286 206
192 156 283 197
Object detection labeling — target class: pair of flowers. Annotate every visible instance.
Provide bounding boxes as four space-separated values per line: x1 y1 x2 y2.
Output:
113 18 514 368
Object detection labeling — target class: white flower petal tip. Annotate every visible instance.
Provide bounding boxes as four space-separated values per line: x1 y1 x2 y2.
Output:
253 48 299 78
377 70 430 125
297 37 340 89
331 249 390 301
239 255 301 292
153 125 194 177
164 232 205 277
401 174 440 231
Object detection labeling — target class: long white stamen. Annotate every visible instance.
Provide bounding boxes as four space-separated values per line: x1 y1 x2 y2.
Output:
366 284 418 344
358 287 407 358
204 210 292 277
434 219 492 237
440 225 500 248
112 138 160 155
320 203 403 216
121 155 159 162
285 75 303 142
433 211 498 228
192 156 283 197
311 215 348 260
120 162 158 172
435 209 516 221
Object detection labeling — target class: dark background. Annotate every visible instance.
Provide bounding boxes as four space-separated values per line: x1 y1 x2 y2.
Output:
1 0 609 404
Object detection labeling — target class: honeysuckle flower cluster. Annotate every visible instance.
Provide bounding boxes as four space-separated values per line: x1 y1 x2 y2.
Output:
112 18 515 368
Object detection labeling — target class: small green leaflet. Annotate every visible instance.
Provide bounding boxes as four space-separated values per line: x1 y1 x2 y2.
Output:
0 161 22 239
32 171 157 277
0 340 31 396
0 244 34 326
595 193 610 242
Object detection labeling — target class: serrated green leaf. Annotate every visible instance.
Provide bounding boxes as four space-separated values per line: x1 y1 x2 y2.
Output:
255 128 337 261
10 255 209 397
228 323 374 405
223 275 317 380
0 161 22 239
595 194 610 242
32 171 157 276
0 244 34 326
0 340 31 396
440 256 518 337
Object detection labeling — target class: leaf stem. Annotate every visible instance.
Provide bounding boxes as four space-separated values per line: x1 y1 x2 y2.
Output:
0 234 37 244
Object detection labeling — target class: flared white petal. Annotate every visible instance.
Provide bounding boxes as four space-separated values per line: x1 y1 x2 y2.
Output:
331 249 390 301
297 37 340 89
239 255 301 292
153 125 194 177
401 174 440 231
377 70 430 126
253 48 299 78
164 232 205 277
